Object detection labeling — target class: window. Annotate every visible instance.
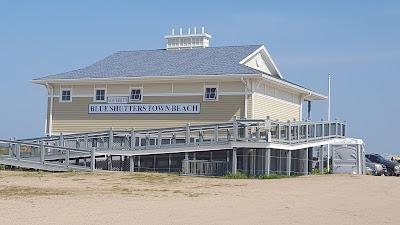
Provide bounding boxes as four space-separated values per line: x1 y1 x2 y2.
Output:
130 88 142 101
94 88 106 102
204 86 218 101
60 89 72 102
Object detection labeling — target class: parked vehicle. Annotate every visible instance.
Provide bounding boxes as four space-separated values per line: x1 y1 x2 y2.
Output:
366 154 400 176
391 156 400 163
365 158 386 176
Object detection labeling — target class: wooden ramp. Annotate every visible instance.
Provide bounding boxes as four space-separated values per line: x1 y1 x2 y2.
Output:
0 157 92 172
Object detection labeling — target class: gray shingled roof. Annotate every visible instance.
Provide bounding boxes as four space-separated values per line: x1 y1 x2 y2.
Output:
36 45 271 80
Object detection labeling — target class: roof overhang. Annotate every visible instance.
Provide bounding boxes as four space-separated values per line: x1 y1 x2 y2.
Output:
31 74 261 85
33 73 327 101
259 74 327 101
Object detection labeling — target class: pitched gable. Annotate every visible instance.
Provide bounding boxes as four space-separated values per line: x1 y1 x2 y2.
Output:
240 45 283 78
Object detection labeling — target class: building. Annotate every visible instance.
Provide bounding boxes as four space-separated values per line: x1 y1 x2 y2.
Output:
33 28 325 135
0 28 365 176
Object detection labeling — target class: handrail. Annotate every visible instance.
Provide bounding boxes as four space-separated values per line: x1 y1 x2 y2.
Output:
0 139 92 153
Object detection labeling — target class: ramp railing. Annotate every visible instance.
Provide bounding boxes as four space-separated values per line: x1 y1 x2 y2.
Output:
0 139 96 171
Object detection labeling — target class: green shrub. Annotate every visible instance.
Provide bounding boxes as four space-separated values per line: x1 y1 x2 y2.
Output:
224 172 291 180
223 172 249 179
311 168 332 175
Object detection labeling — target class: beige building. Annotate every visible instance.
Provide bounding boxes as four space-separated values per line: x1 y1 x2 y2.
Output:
33 30 326 135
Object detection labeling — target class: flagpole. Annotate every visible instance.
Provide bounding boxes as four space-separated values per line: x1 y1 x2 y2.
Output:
328 73 331 121
327 73 332 173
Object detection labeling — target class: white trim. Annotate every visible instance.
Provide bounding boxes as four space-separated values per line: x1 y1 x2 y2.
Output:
47 84 54 136
93 87 107 102
299 95 304 121
251 80 255 119
33 73 326 100
59 88 72 103
129 87 143 102
241 78 249 119
239 45 283 79
203 84 219 101
36 75 326 102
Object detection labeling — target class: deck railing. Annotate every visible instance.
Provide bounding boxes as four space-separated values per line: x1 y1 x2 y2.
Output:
1 119 346 172
16 119 346 152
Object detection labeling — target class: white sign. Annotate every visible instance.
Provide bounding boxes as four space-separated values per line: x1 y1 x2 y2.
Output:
107 96 129 104
89 103 200 114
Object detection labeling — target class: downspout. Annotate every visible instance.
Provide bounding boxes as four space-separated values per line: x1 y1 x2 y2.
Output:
45 82 54 136
305 92 312 121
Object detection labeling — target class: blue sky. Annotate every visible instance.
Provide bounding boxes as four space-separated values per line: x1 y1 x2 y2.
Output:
0 0 399 153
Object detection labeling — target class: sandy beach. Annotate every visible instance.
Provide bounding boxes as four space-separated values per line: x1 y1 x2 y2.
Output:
0 171 399 225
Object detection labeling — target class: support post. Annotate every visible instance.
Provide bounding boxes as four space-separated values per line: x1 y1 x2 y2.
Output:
59 133 64 147
65 149 70 167
91 147 96 172
120 155 124 171
287 150 291 176
130 129 136 150
185 123 191 145
244 124 249 141
277 124 281 142
145 135 150 148
304 148 309 175
308 147 313 174
327 144 330 173
107 155 112 170
168 154 171 172
331 145 336 173
8 142 13 157
129 156 134 172
233 117 238 141
84 135 89 149
109 129 114 149
138 155 141 171
265 119 271 143
40 142 45 164
16 144 21 160
357 144 362 175
256 126 260 141
265 148 270 176
158 130 162 148
214 126 219 142
198 131 203 143
172 133 176 144
319 146 324 174
297 125 300 142
232 148 237 174
249 149 254 176
305 123 309 142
